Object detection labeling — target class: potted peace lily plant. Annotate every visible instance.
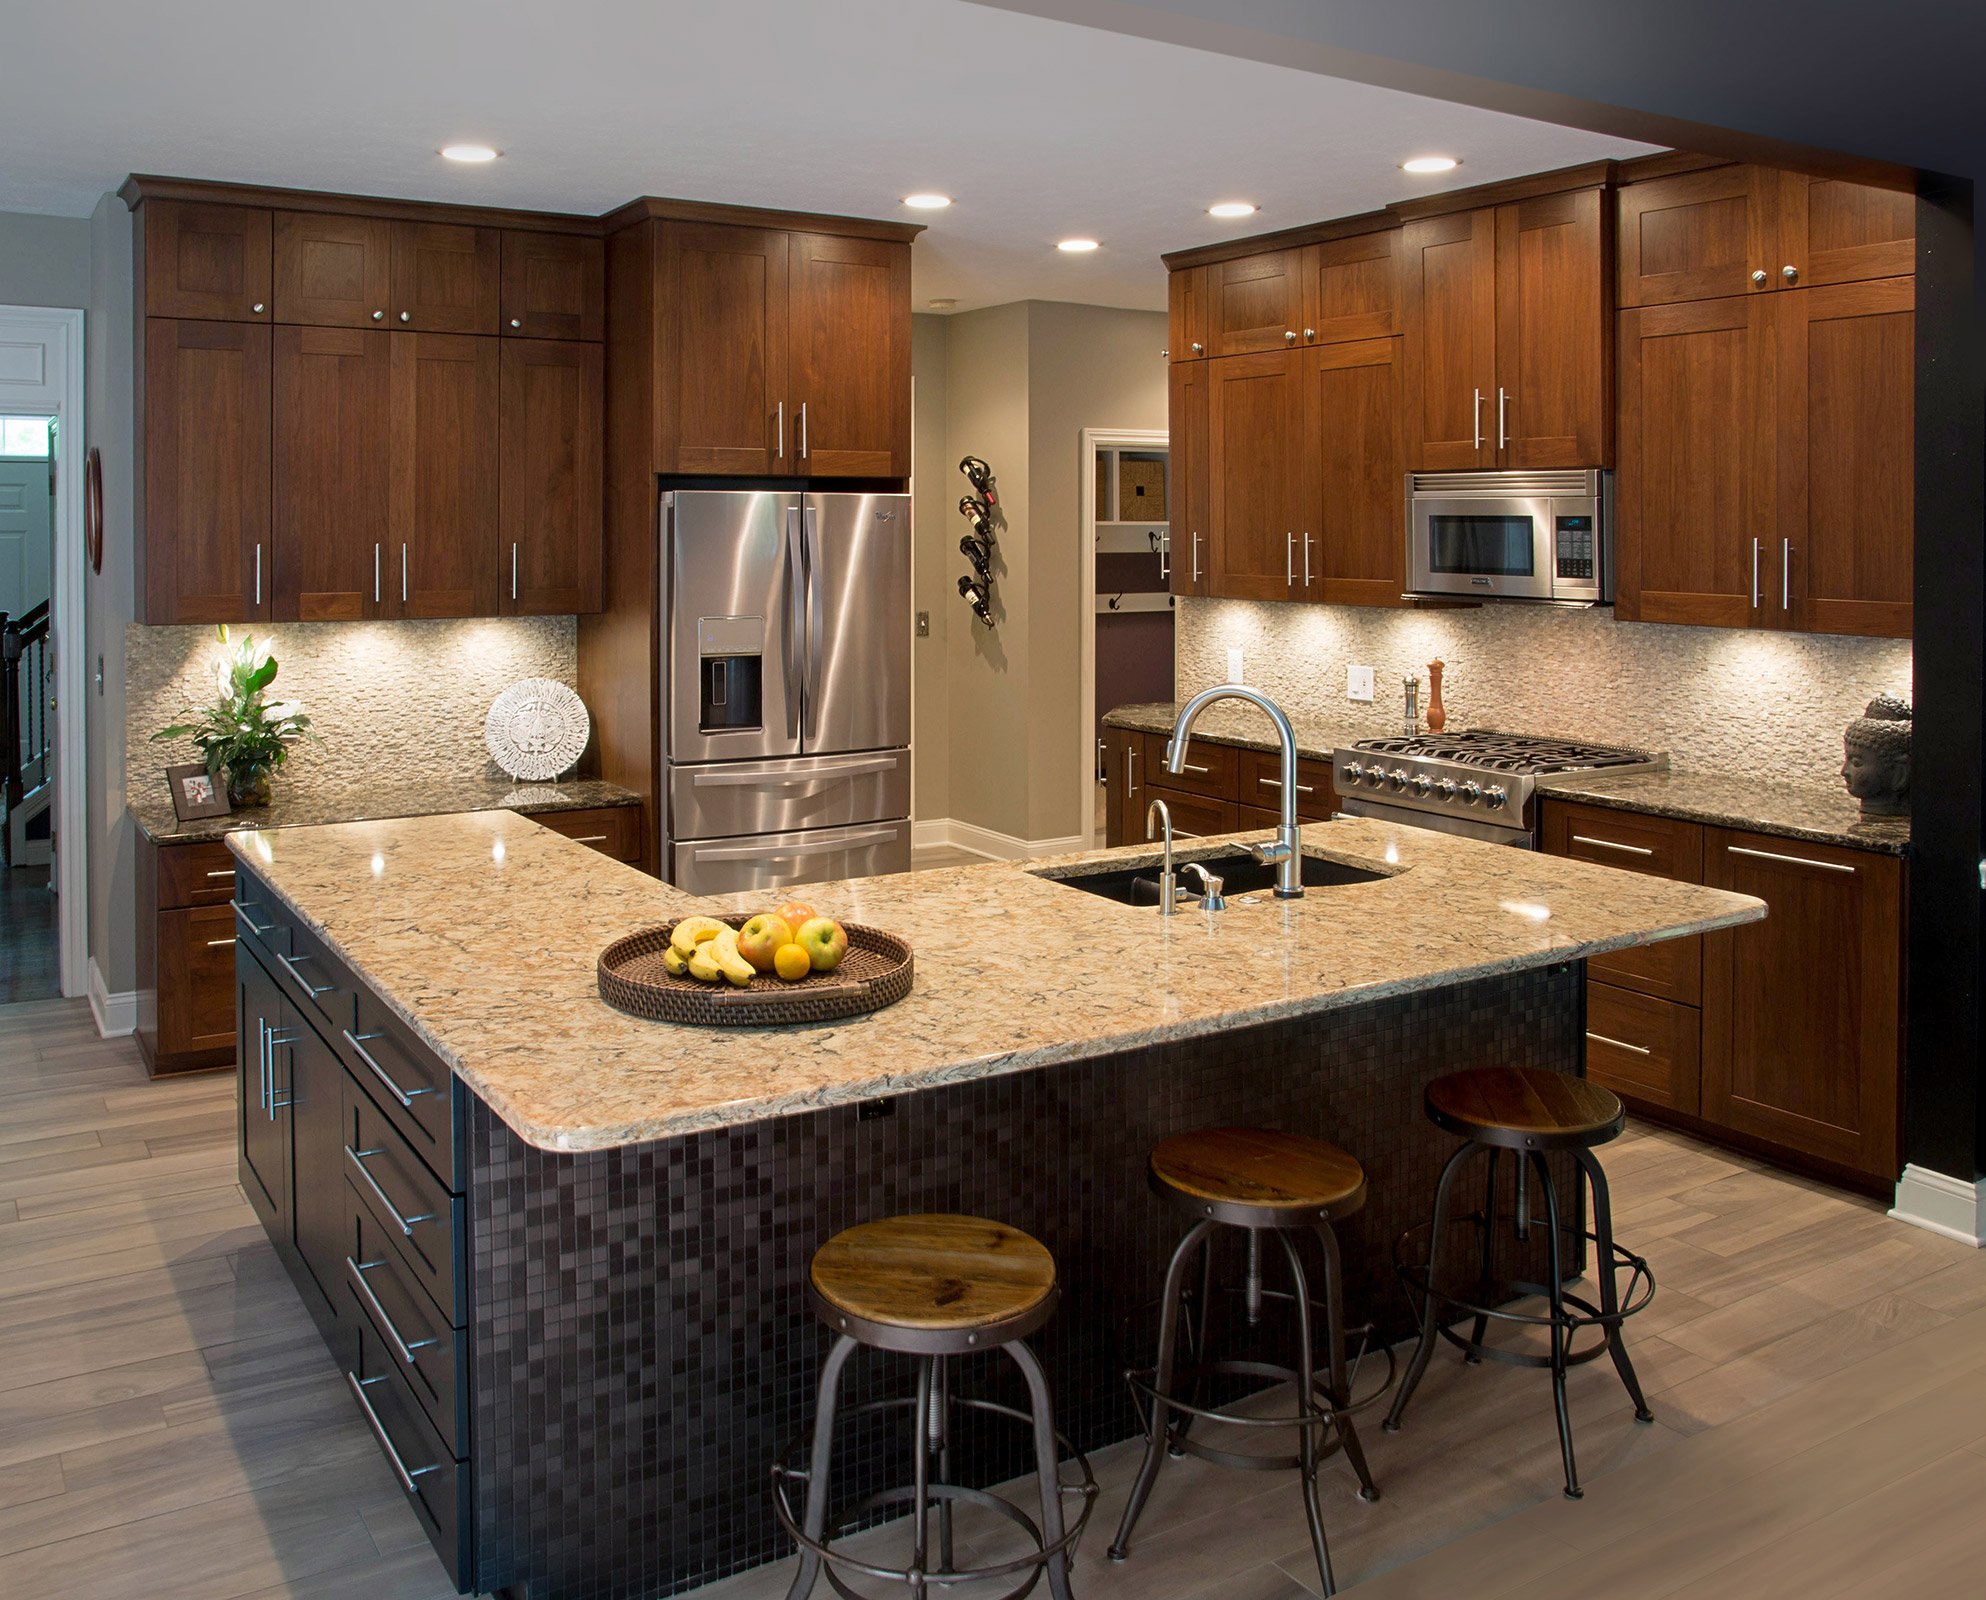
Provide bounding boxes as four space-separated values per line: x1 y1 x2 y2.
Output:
152 626 320 807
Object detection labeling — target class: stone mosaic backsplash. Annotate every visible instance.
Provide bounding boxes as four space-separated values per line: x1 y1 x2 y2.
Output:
1175 598 1912 789
126 616 578 806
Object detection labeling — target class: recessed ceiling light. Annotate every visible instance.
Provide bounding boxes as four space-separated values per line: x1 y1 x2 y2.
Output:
1207 201 1258 219
903 193 952 210
928 298 957 310
1402 155 1459 174
441 143 500 163
1057 238 1100 253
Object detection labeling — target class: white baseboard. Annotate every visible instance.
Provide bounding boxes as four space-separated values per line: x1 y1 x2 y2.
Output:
1890 1164 1986 1248
913 818 1088 863
88 957 138 1038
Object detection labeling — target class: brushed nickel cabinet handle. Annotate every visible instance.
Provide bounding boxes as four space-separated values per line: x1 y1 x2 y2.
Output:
511 542 519 603
1302 531 1312 587
1727 843 1855 875
345 1145 435 1235
252 302 265 314
374 541 381 604
372 310 386 321
347 1257 439 1366
1750 537 1760 609
345 1372 439 1494
1284 330 1297 343
1497 387 1508 450
277 950 334 999
1286 531 1295 587
401 543 408 604
799 401 808 459
1125 744 1137 799
775 399 784 460
230 898 274 936
253 543 262 607
343 1028 436 1108
1572 834 1654 857
1782 264 1799 283
509 318 522 329
570 834 609 844
399 311 411 323
205 937 237 948
1178 762 1211 775
1586 1030 1652 1057
1472 388 1483 451
1261 777 1315 795
1190 341 1203 354
1191 531 1201 584
205 868 235 879
1303 328 1316 340
1751 269 1769 286
1781 539 1791 610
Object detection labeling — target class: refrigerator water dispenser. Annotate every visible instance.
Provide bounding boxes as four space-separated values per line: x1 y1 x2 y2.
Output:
697 616 764 734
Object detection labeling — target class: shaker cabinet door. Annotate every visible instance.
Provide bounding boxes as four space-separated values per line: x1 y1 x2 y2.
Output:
273 212 393 329
1167 359 1209 597
388 333 500 617
272 325 391 620
1401 208 1498 470
1493 188 1611 469
1304 336 1404 606
500 339 603 614
789 232 911 478
657 222 790 475
1205 351 1305 601
1208 249 1303 357
144 200 273 322
500 230 606 341
389 222 501 334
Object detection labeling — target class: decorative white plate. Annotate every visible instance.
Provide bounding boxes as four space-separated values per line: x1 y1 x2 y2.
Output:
485 679 590 782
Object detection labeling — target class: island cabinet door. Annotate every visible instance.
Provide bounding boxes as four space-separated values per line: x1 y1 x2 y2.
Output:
1701 828 1903 1181
289 1019 355 1361
237 949 290 1244
1205 350 1305 601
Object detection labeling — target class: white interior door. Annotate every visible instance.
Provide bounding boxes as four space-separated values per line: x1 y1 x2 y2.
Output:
0 448 54 620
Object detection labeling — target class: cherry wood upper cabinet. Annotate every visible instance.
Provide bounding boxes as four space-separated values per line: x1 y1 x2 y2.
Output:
1304 337 1405 606
1302 230 1402 345
272 325 391 621
501 339 603 614
789 232 910 478
1777 173 1916 288
1400 208 1498 469
143 200 272 322
500 231 605 341
656 221 790 476
1702 827 1903 1182
1615 294 1773 629
1167 358 1209 596
390 222 501 334
389 333 499 617
142 318 271 623
1205 350 1305 601
1209 250 1304 357
1168 264 1209 360
1779 277 1914 638
1494 188 1611 468
273 212 393 328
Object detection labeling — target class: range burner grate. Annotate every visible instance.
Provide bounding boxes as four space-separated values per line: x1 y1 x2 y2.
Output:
1350 730 1653 775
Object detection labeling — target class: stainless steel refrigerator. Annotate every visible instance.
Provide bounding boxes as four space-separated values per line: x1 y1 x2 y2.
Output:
658 488 912 894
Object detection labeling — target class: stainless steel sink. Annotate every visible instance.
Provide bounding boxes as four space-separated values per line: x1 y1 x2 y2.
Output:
1036 848 1385 908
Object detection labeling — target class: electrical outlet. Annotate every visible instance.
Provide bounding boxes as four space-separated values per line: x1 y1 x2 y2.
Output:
1226 647 1245 684
1347 664 1375 702
915 610 930 638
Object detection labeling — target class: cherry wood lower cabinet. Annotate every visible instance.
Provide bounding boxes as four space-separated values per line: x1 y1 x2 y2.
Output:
139 837 243 1076
1103 727 1337 847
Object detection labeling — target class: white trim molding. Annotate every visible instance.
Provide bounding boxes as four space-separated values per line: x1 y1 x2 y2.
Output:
1890 1164 1986 1248
88 956 138 1037
912 817 1086 862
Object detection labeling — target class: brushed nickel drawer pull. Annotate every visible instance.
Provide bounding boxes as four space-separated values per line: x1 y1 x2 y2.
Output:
346 1372 439 1494
1177 762 1211 775
205 937 237 948
346 1145 435 1236
205 868 235 879
571 834 609 844
343 1029 436 1108
230 899 275 937
1586 1030 1652 1057
278 950 335 999
1727 844 1855 875
1260 777 1315 795
347 1257 439 1366
1572 834 1655 857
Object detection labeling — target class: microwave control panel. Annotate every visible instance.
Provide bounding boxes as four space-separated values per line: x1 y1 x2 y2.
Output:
1554 514 1596 582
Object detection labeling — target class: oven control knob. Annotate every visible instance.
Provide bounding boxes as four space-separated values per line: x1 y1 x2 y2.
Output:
1389 767 1410 791
1460 780 1483 804
1484 784 1509 811
1436 778 1458 799
1410 773 1433 796
1366 766 1390 788
1342 761 1363 785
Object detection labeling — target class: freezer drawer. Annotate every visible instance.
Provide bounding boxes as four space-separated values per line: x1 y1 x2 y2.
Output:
668 749 910 842
668 820 912 896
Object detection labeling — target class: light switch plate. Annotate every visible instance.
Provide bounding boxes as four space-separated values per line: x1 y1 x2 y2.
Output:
1347 664 1375 702
915 610 930 638
1226 648 1245 684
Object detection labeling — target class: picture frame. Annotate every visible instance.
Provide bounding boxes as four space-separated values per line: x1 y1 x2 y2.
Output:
165 762 232 822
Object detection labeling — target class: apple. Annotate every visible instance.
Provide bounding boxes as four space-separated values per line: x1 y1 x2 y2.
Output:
794 916 849 973
736 914 793 972
773 942 812 981
775 901 817 933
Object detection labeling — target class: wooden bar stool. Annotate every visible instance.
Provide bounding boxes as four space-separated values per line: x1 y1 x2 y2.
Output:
1110 1128 1386 1597
772 1213 1096 1600
1384 1067 1656 1500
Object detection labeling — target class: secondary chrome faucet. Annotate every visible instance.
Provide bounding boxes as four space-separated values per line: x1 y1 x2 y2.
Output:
1168 683 1305 898
1146 797 1177 915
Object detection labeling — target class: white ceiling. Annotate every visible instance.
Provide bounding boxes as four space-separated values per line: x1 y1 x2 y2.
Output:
2 0 1657 314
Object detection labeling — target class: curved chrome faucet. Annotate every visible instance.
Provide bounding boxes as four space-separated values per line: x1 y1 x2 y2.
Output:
1146 797 1177 915
1168 683 1304 898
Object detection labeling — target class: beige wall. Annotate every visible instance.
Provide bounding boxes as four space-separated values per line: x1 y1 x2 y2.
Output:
0 209 91 309
910 301 1170 845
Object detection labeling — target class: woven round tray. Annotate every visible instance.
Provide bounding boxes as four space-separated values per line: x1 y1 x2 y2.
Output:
597 916 914 1027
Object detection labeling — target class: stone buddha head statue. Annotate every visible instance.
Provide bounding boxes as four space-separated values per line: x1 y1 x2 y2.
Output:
1840 694 1911 817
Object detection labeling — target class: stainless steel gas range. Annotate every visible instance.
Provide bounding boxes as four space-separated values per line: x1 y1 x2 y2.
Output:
1331 731 1662 846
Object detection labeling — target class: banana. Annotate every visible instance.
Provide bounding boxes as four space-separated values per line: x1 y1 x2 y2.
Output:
669 916 728 957
714 944 756 987
686 945 724 983
661 946 688 977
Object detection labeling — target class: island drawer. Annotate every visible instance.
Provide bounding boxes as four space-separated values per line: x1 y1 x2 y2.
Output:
234 866 354 1038
1584 981 1701 1116
347 1208 468 1454
1236 748 1337 820
531 803 643 862
1140 732 1238 802
349 1323 471 1589
344 1073 467 1324
342 987 465 1190
159 840 241 908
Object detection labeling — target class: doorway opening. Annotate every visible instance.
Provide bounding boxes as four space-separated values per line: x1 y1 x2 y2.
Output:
0 414 56 1001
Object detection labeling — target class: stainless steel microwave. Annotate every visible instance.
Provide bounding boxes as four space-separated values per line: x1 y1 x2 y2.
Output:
1405 469 1613 604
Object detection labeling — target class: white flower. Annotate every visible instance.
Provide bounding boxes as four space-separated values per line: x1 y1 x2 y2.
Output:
266 700 303 721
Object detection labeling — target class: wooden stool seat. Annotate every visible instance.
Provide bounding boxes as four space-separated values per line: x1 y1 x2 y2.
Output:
809 1214 1057 1352
1424 1067 1625 1151
1149 1127 1367 1226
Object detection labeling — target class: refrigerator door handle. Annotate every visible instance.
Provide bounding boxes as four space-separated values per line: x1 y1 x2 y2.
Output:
690 826 901 863
803 503 824 743
783 505 806 739
691 754 900 787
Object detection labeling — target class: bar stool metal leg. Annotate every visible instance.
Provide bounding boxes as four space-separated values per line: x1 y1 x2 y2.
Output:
784 1334 860 1600
1579 1147 1654 1423
1385 1139 1474 1433
1278 1231 1337 1597
1464 1148 1499 1363
1530 1152 1582 1500
1008 1338 1077 1600
1171 1233 1218 1458
1312 1221 1379 1503
1110 1216 1215 1560
931 1357 957 1571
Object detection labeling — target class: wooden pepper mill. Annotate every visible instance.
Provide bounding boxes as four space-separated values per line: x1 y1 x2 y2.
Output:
1426 659 1447 733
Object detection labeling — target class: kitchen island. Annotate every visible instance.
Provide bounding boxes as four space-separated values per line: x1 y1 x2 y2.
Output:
225 811 1761 1599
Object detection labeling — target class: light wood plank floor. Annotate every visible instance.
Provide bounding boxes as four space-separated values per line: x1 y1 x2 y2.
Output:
3 995 1982 1599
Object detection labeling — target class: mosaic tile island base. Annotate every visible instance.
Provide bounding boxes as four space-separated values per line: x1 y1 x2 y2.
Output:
228 813 1762 1599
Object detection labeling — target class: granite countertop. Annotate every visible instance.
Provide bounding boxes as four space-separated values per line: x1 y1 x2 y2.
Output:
1536 769 1909 856
131 774 642 845
227 809 1764 1153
